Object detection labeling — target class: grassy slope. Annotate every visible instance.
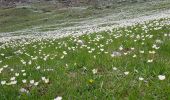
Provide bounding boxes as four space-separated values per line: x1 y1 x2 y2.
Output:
0 2 106 33
0 18 170 99
0 0 170 33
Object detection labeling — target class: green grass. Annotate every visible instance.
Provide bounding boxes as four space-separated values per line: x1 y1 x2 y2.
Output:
0 6 99 33
0 0 170 33
0 18 170 99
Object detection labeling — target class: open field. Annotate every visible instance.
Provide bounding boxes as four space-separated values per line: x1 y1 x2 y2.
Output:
0 0 170 43
0 0 170 99
0 0 170 34
0 18 170 99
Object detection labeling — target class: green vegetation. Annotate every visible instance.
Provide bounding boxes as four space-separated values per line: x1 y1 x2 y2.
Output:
0 0 170 33
0 7 97 32
0 18 170 99
0 1 170 99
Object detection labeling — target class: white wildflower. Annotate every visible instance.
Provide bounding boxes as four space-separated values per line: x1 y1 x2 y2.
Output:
158 75 165 80
54 96 62 100
92 69 98 74
124 71 129 75
139 77 144 81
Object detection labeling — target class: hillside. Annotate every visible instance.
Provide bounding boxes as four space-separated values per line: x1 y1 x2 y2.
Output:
0 0 170 99
0 0 161 8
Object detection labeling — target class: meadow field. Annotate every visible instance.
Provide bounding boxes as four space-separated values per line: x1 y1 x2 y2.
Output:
1 0 170 100
0 18 170 99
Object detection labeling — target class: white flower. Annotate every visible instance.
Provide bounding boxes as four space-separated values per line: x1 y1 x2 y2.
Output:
21 61 26 65
60 55 64 59
34 82 39 86
63 51 67 55
155 39 163 44
36 66 41 70
93 55 96 59
3 65 8 68
22 79 27 83
0 68 4 73
119 46 123 51
139 77 144 81
131 48 135 50
133 54 137 58
30 80 35 84
41 77 50 83
21 70 25 72
152 44 160 49
158 75 165 80
92 69 98 74
88 51 92 53
10 69 14 71
28 60 32 65
10 77 16 81
149 51 156 54
1 81 6 85
20 88 29 93
54 96 62 100
41 77 46 81
6 80 17 85
15 73 19 77
23 73 26 76
10 80 17 85
44 79 49 84
43 57 48 61
113 67 117 71
100 48 104 51
147 59 153 63
124 52 128 55
164 34 168 37
77 40 84 45
124 71 129 75
139 50 144 54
